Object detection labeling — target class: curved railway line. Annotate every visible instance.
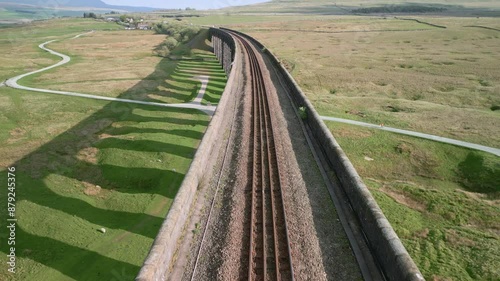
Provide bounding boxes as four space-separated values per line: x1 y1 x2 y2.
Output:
190 30 296 281
236 31 295 281
139 27 424 281
183 28 384 281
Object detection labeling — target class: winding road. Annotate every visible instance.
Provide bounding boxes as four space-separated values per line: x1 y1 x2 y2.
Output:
321 116 500 157
4 31 498 157
5 32 217 115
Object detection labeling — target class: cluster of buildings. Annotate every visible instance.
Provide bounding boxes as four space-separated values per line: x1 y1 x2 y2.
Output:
105 16 151 30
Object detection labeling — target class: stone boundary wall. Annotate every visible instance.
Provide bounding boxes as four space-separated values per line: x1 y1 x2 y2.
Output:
463 25 500 32
221 28 425 281
395 17 447 29
136 30 237 281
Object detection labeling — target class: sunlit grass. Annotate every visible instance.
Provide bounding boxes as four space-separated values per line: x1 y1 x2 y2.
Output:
0 19 219 281
327 122 499 280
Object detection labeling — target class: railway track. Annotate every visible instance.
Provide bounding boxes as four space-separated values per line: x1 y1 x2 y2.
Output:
144 27 421 281
189 29 381 281
229 31 295 281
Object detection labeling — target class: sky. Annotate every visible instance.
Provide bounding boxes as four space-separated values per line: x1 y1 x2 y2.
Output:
101 0 269 10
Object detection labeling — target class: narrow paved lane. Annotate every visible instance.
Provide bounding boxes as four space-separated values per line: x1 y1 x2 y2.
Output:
321 116 500 156
5 32 216 115
191 75 209 104
6 32 497 156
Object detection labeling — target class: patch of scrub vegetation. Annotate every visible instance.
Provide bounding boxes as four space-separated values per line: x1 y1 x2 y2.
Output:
383 104 415 113
411 94 424 101
398 63 414 69
478 79 491 87
327 122 500 280
457 152 500 195
153 22 201 57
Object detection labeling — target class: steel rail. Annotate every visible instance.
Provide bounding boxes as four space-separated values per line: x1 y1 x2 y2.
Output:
228 30 295 281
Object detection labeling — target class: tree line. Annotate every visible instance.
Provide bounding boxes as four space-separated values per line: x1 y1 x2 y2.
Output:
153 22 201 57
83 12 98 19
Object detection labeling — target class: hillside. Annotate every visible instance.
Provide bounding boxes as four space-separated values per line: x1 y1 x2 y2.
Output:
1 0 109 7
223 0 500 16
0 0 153 11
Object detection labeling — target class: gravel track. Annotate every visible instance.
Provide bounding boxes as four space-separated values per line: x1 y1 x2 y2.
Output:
174 31 365 280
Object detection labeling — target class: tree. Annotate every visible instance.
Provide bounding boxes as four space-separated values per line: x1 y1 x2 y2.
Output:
155 45 171 57
154 37 179 57
164 37 178 50
153 22 200 43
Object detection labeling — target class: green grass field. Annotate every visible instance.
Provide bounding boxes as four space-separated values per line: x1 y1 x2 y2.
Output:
0 18 121 82
14 28 226 105
0 18 222 280
244 17 500 148
327 122 499 280
0 87 208 280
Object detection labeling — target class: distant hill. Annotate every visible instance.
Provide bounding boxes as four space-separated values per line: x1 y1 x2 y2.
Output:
224 0 500 16
0 0 154 12
12 0 110 8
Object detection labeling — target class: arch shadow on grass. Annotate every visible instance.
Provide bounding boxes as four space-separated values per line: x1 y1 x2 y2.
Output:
0 31 224 280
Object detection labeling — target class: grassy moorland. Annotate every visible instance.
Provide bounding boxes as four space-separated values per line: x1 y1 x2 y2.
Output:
220 0 500 16
204 9 500 281
185 14 322 25
17 29 226 105
328 122 499 280
236 17 500 148
0 18 224 280
0 18 121 82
